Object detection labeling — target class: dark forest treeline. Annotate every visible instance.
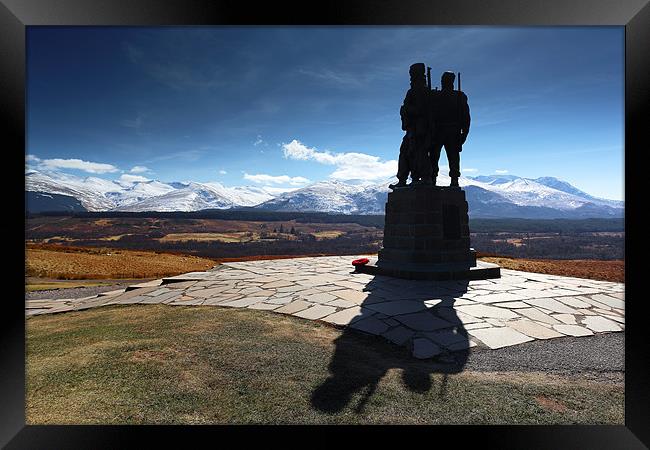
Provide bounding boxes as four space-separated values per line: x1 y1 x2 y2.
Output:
27 209 386 228
27 211 623 233
64 235 381 260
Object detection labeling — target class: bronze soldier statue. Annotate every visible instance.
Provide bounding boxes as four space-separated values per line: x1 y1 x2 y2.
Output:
389 63 434 189
430 71 470 187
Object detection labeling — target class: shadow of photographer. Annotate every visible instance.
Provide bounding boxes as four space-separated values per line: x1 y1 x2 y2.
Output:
311 274 472 414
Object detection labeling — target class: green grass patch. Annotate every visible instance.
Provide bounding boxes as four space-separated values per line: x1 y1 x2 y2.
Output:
26 305 624 424
26 280 115 291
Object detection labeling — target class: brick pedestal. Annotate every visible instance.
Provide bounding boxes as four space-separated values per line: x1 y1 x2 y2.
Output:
357 186 500 280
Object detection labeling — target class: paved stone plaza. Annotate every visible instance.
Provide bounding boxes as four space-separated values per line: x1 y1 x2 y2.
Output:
25 256 625 359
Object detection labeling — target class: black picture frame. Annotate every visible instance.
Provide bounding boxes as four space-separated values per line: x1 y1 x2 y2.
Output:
3 0 648 447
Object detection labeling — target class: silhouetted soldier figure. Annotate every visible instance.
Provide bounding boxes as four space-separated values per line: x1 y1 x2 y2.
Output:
430 71 470 187
389 63 434 189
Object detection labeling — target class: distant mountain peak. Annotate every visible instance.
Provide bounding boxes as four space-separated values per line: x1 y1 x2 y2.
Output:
25 170 623 218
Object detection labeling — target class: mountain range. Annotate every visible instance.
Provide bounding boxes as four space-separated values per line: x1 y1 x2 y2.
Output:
25 170 624 219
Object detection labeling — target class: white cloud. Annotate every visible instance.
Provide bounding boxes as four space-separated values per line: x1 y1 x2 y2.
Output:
219 169 227 175
243 172 310 186
495 169 509 174
253 135 265 146
297 68 363 87
120 174 151 183
37 158 119 174
282 139 397 182
130 165 151 173
463 168 479 173
26 154 41 162
121 116 143 129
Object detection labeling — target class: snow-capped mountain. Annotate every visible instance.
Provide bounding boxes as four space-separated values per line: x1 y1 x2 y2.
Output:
26 170 275 212
25 170 624 219
26 170 117 211
532 176 624 208
256 173 624 218
256 180 387 215
466 175 623 211
114 182 275 212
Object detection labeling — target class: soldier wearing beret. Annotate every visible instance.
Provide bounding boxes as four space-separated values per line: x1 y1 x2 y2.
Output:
390 63 434 189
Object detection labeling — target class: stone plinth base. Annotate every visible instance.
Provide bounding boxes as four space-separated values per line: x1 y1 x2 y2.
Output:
356 257 500 280
374 185 500 280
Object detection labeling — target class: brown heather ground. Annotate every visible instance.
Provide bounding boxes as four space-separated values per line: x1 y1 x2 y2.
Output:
25 244 624 283
477 255 624 283
26 244 217 280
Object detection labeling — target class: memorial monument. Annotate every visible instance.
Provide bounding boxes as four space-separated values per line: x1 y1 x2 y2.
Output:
358 64 500 280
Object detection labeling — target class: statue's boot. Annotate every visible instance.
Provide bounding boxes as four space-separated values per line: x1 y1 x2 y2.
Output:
389 179 408 190
450 177 459 187
421 176 434 185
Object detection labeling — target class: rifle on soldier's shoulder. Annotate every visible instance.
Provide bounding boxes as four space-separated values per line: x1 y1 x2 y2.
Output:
457 72 463 152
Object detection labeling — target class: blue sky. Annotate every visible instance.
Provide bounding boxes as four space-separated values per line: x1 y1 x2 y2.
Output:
26 26 624 200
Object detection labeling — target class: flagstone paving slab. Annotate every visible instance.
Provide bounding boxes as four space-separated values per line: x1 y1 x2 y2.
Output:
393 312 455 331
589 294 625 310
421 329 468 348
275 300 313 315
364 300 427 316
468 327 534 349
555 296 592 309
412 338 443 358
97 289 127 297
523 298 578 314
554 313 578 325
248 302 282 311
582 316 622 332
138 294 176 304
381 326 415 346
300 292 337 303
491 301 530 309
552 324 594 337
516 307 561 325
293 305 337 320
220 296 268 308
507 319 564 339
350 316 390 335
325 298 358 309
26 255 625 360
471 292 528 304
456 304 520 320
321 306 374 326
127 279 164 290
330 289 369 304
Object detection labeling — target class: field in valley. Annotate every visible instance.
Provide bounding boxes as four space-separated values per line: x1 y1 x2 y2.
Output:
25 214 624 284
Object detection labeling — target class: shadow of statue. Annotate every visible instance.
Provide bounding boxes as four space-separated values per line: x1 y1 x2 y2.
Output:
311 274 471 414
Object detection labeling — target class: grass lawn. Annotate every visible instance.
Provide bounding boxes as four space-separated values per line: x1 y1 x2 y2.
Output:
26 305 623 425
26 280 115 292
